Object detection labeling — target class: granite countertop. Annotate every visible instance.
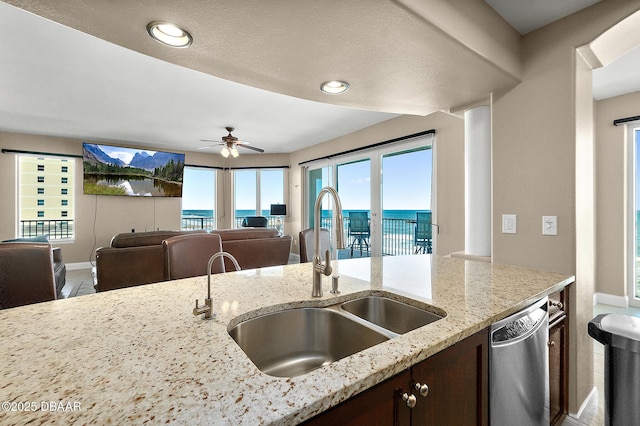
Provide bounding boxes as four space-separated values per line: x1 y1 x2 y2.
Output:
0 255 574 425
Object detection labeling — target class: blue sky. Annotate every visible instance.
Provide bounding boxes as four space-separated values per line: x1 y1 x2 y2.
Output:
182 167 215 210
337 149 432 210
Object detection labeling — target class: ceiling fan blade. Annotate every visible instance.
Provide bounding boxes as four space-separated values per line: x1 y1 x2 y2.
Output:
200 139 223 143
239 144 265 153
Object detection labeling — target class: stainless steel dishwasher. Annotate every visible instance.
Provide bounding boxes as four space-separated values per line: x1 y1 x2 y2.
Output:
490 296 549 426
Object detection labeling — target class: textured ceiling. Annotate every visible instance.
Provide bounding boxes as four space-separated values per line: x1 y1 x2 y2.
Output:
0 0 635 155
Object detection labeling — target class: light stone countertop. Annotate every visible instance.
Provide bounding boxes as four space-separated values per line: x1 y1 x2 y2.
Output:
0 255 574 425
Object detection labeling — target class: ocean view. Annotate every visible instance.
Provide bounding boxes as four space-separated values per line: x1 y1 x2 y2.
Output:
182 209 427 220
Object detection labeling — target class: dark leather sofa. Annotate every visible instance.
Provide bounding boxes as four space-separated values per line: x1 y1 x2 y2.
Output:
95 228 292 292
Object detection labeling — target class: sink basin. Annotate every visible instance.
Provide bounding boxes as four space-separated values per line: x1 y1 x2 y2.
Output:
340 296 443 334
228 308 389 377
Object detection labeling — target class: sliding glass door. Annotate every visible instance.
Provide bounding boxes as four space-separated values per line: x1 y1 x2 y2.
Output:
631 127 640 307
381 147 432 256
337 159 372 257
305 135 434 259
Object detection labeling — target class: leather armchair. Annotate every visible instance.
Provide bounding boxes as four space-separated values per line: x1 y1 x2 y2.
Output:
0 242 56 309
299 228 331 263
163 233 225 280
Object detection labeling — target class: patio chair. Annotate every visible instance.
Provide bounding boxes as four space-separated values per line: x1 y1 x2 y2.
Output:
414 212 432 254
348 211 370 257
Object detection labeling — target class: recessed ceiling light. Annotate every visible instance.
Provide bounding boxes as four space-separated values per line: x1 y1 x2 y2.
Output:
147 21 193 48
320 80 350 94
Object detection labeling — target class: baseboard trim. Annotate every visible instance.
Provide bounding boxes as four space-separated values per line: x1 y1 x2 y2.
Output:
66 261 94 271
563 386 598 426
593 292 628 308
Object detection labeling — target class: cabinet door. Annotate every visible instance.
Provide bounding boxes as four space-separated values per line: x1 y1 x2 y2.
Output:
303 369 412 426
548 287 568 425
410 328 489 426
549 320 567 425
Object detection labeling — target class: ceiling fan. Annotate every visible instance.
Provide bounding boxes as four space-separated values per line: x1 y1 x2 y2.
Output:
200 127 265 158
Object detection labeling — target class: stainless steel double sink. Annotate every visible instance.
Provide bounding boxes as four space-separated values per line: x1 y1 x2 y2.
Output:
228 294 446 377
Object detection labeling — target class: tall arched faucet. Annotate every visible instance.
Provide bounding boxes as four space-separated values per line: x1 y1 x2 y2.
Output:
313 187 345 297
193 251 241 319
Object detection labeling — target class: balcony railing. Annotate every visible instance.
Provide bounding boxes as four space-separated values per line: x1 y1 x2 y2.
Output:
320 216 425 257
19 220 74 240
181 216 282 231
181 215 428 257
182 216 216 231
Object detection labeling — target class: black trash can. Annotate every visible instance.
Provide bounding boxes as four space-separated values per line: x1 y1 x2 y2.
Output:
588 314 640 426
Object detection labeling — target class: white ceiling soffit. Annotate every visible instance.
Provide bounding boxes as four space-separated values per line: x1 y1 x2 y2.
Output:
3 0 521 117
484 0 601 34
0 2 400 154
584 10 640 101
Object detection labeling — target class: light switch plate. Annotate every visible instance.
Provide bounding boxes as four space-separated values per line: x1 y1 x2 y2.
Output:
542 216 558 235
502 214 516 234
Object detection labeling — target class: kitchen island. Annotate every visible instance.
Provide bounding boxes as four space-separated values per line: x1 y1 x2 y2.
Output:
0 255 574 425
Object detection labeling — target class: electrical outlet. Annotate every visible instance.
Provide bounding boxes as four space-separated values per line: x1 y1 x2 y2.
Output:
502 214 516 234
542 216 558 235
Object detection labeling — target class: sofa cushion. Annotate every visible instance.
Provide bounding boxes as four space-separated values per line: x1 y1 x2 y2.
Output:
212 228 279 241
110 230 206 248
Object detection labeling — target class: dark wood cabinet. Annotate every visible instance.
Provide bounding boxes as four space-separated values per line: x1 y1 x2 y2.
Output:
304 328 489 426
548 288 569 425
302 370 411 426
410 327 488 425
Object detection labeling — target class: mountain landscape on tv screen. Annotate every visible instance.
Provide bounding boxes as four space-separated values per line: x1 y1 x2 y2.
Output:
82 143 184 197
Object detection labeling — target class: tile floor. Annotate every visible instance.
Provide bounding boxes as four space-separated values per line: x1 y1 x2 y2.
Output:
61 270 640 425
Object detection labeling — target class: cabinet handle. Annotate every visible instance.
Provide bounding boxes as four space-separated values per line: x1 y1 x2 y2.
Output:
550 301 563 310
414 382 429 397
548 340 556 347
402 393 417 408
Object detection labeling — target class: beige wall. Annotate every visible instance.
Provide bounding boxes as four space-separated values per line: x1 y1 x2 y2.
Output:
492 0 639 415
0 131 289 263
287 111 465 256
595 91 640 299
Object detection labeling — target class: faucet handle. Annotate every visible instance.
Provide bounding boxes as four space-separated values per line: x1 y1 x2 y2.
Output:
323 249 332 276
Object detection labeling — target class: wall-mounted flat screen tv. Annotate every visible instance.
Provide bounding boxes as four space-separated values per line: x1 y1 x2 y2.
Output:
82 142 185 197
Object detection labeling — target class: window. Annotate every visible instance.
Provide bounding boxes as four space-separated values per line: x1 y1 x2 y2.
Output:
181 166 216 231
19 155 75 240
234 169 285 228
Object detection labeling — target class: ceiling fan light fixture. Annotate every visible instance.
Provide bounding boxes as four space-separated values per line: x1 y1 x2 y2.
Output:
147 21 193 48
320 80 350 94
220 146 230 158
230 146 239 158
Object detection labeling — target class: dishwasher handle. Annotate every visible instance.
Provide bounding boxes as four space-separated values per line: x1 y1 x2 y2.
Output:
491 297 548 346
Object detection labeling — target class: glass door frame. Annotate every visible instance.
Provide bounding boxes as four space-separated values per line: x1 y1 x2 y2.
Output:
627 124 640 307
